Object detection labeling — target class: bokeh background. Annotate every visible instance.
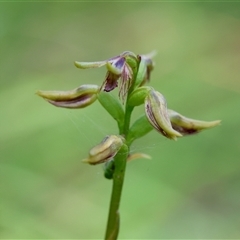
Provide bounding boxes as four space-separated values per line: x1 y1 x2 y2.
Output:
1 2 240 239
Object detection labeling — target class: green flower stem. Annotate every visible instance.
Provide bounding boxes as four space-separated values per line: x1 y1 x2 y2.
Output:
105 66 138 240
121 105 134 136
105 100 134 240
105 144 128 240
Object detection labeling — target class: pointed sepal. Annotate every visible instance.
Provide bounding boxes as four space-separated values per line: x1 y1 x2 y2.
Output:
168 109 221 135
36 84 99 109
74 60 106 69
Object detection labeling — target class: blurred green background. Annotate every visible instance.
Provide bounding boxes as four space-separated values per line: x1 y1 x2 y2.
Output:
1 2 240 239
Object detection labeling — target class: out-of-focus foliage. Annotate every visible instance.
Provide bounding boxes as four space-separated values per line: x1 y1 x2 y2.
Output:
1 2 240 239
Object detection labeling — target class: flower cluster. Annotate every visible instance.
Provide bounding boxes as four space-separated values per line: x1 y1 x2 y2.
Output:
37 51 220 166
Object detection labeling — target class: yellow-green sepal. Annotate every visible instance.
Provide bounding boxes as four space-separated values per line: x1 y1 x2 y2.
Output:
168 109 221 135
74 60 106 69
36 84 99 109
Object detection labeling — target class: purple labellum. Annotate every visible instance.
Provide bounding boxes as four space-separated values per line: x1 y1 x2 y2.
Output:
104 71 120 92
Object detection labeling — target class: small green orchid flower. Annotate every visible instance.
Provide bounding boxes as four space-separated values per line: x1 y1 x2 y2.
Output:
74 51 154 101
82 135 124 165
75 52 138 101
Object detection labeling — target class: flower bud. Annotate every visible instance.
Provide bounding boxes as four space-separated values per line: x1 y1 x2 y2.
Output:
36 84 99 109
135 52 155 88
122 51 139 74
82 135 124 165
133 56 148 88
145 90 182 140
104 160 115 179
168 109 221 135
128 86 152 106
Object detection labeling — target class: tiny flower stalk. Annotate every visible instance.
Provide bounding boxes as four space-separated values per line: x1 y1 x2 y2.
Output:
37 50 221 240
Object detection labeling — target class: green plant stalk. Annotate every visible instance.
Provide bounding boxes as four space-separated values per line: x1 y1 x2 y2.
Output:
121 105 134 136
104 144 128 240
105 104 134 240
